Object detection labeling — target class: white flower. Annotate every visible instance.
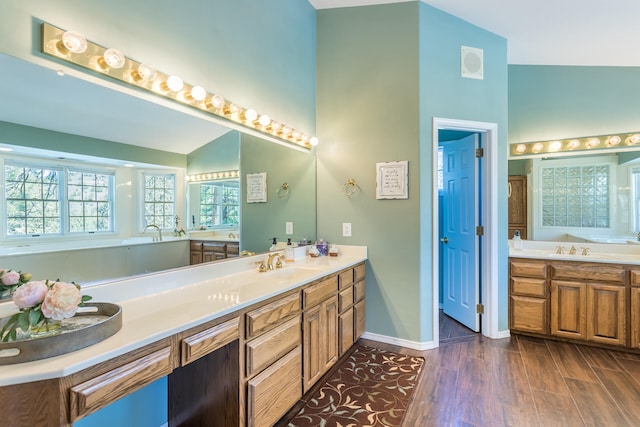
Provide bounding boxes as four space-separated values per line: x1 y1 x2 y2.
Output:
41 281 82 320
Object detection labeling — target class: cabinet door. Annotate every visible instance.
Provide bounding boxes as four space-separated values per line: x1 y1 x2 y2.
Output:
203 242 226 262
323 296 339 371
339 307 354 357
587 283 626 346
190 241 203 265
551 281 586 340
354 299 366 340
302 296 339 393
508 176 527 238
632 288 640 350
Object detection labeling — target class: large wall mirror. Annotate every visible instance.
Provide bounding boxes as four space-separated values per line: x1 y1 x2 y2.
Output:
0 53 317 285
509 148 640 244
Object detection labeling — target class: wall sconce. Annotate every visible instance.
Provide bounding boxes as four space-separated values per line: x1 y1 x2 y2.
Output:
185 170 239 182
342 178 359 196
276 183 290 198
41 23 317 150
509 131 640 158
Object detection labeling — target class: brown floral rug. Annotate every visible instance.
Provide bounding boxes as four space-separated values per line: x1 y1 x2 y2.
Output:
287 345 424 427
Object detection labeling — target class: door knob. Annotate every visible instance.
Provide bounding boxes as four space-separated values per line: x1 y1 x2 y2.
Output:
440 237 448 244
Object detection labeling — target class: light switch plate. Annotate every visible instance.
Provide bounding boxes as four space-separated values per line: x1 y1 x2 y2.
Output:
342 222 352 237
286 222 293 235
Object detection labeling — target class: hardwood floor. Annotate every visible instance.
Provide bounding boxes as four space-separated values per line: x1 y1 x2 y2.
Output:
439 310 477 345
360 334 640 426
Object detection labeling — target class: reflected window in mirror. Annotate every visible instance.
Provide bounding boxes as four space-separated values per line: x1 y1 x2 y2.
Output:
631 168 640 231
199 181 239 228
5 161 115 237
143 173 176 229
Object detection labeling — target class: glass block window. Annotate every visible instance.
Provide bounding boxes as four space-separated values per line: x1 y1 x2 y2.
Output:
5 163 61 236
541 165 609 228
143 173 176 229
199 182 239 227
67 170 114 233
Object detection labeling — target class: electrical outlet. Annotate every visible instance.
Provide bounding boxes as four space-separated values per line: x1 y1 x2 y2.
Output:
286 222 293 235
342 222 352 237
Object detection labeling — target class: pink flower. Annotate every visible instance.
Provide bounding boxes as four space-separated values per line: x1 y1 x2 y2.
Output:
41 281 82 320
1 271 20 286
12 280 49 308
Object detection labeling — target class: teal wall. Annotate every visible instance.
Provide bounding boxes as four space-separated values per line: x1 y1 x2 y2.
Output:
240 134 317 253
187 131 240 175
0 120 185 167
509 65 640 143
317 2 508 343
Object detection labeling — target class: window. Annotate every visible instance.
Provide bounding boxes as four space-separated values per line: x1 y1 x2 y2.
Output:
67 170 114 233
540 164 610 228
143 173 176 229
5 163 61 236
4 162 115 237
199 181 239 227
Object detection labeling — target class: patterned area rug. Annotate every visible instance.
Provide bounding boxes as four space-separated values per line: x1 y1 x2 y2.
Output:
287 345 424 427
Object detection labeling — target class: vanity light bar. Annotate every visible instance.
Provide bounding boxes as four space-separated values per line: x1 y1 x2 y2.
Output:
40 23 318 150
186 170 240 182
510 132 640 158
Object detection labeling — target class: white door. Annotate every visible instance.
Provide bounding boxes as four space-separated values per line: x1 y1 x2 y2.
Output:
440 134 480 331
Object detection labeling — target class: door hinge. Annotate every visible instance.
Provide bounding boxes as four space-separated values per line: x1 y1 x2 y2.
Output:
476 148 484 158
476 226 484 236
476 304 484 314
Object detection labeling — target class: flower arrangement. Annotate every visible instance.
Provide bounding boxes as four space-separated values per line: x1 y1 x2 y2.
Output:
0 269 91 342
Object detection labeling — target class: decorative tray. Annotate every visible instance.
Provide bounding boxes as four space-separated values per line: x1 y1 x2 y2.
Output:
0 302 122 365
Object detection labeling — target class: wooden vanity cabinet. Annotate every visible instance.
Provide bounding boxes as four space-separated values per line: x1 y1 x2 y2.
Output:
508 176 527 239
190 241 203 265
190 240 239 264
338 263 366 356
203 242 227 262
629 271 640 349
509 259 548 334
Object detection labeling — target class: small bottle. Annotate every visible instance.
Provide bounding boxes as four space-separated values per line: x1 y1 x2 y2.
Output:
285 238 295 261
270 237 278 251
513 230 523 250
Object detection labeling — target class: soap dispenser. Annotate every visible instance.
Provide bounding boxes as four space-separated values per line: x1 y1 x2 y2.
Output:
285 238 295 261
512 230 522 250
270 237 278 251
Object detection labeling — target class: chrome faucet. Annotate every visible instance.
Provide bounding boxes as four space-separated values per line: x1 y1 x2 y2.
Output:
569 245 577 255
267 253 284 270
142 224 163 242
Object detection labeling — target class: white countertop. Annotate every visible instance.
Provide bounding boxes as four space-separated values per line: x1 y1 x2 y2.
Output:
509 240 640 265
0 245 367 386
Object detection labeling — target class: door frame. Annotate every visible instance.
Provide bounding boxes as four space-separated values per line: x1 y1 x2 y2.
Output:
432 117 500 343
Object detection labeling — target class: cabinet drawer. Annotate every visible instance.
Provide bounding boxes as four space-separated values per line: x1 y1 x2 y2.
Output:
510 295 547 334
339 269 354 290
511 277 547 297
631 270 640 287
551 262 625 284
246 315 301 378
190 241 203 251
247 346 302 427
354 280 365 303
339 287 354 313
181 317 239 366
69 346 173 422
510 259 547 279
354 263 366 282
303 276 338 309
227 242 239 256
246 293 300 339
203 242 226 253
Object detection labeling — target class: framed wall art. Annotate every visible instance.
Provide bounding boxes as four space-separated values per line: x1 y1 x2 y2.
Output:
376 161 408 199
246 172 267 203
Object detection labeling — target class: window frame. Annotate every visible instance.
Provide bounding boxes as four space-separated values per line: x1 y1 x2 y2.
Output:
140 171 178 231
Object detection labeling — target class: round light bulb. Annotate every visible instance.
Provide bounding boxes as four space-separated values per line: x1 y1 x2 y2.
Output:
103 48 125 69
281 127 292 136
137 64 157 82
166 75 184 92
230 104 242 115
258 114 271 127
244 109 258 122
549 141 562 151
567 139 580 149
631 134 640 144
532 143 544 153
211 94 225 109
608 135 621 146
61 31 87 53
309 137 319 146
190 86 207 101
515 144 527 154
292 130 302 140
587 138 600 147
271 121 282 132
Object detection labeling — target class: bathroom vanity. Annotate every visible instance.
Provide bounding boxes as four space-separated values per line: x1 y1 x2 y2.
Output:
509 243 640 351
0 246 367 427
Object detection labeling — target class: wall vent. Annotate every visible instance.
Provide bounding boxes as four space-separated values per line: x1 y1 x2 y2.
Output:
461 46 484 80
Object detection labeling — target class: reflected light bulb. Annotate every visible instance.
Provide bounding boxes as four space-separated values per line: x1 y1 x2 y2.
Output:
211 95 225 109
549 141 562 151
532 143 544 153
608 135 621 146
515 144 527 154
61 31 87 53
309 137 319 146
258 114 271 127
190 86 206 101
230 104 242 115
567 139 580 149
631 134 640 144
166 75 184 92
587 138 600 147
137 64 157 82
244 109 258 122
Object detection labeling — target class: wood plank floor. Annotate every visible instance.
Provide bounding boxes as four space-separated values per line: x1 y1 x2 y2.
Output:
439 310 477 345
359 334 640 426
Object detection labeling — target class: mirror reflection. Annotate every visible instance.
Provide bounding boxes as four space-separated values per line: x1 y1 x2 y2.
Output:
509 150 640 243
0 54 316 289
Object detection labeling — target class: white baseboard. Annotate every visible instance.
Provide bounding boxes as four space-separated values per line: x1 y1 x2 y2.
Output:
494 329 511 339
360 331 437 351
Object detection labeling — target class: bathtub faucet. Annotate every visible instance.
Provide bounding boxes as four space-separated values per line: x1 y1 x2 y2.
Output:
142 224 163 242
